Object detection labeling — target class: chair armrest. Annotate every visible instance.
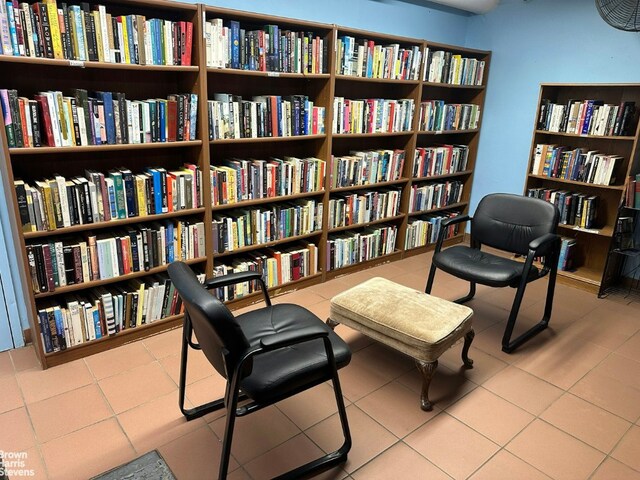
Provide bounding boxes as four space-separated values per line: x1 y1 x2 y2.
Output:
435 215 471 254
204 271 272 306
528 233 560 256
260 325 329 351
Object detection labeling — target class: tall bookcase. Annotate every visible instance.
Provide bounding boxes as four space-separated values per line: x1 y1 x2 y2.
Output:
524 83 640 293
0 2 491 368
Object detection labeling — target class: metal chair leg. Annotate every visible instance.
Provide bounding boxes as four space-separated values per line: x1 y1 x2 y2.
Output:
219 382 241 480
454 281 476 304
425 262 438 294
501 281 551 353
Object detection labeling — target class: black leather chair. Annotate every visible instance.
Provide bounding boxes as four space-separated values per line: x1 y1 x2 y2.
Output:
168 262 352 479
425 193 561 353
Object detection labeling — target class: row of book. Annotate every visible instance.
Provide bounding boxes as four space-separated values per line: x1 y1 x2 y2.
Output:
538 99 636 137
15 164 202 233
330 149 405 188
332 97 415 134
328 188 402 229
207 93 325 140
527 188 599 229
326 224 397 271
558 237 576 271
0 88 198 148
423 49 485 86
209 242 318 301
405 211 460 250
205 19 327 73
211 199 322 254
37 272 202 352
27 219 205 293
408 180 463 213
418 100 481 132
0 1 193 65
614 216 635 250
211 157 325 206
531 144 621 186
412 144 469 178
625 174 640 209
335 36 422 80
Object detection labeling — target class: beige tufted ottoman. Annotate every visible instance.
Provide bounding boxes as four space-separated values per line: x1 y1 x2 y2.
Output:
328 277 475 411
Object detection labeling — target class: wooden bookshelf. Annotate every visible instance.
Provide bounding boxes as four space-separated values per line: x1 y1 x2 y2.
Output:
524 83 640 293
0 1 490 368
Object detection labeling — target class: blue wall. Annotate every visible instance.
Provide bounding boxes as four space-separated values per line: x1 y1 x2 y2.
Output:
465 0 640 212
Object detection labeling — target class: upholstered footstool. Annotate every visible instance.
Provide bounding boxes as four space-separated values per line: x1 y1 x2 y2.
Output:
328 277 475 411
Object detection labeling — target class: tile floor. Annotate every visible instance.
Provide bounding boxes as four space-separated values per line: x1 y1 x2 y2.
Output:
1 252 640 479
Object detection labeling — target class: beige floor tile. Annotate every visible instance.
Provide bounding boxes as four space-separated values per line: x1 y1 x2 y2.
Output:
9 346 40 372
0 350 14 378
0 375 24 414
464 298 507 333
272 289 325 306
438 346 508 384
243 433 326 480
594 353 640 391
17 447 49 480
483 365 563 415
98 362 176 414
506 419 605 480
306 405 397 474
591 457 640 480
226 467 253 480
0 407 36 452
306 299 331 321
469 450 551 480
16 360 93 405
570 370 640 422
309 278 353 300
351 442 452 480
142 328 183 360
40 418 135 480
404 413 499 480
277 382 344 431
209 405 301 464
564 307 640 350
159 348 216 385
184 374 228 423
397 364 477 410
540 393 631 453
611 425 640 472
356 381 439 438
617 331 640 363
331 324 373 353
446 387 534 445
117 390 205 454
159 424 237 479
27 384 112 443
85 341 155 380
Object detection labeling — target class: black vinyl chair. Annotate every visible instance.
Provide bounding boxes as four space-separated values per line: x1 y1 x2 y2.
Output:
167 261 351 480
425 193 561 353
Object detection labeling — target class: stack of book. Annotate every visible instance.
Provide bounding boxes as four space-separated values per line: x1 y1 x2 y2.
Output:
423 49 485 86
418 100 480 132
211 199 322 253
15 164 202 233
558 237 577 271
527 188 598 229
538 99 636 136
0 89 198 148
211 157 325 206
408 180 463 213
37 272 204 353
332 97 415 134
27 218 205 293
210 242 318 301
405 211 460 249
328 188 401 229
413 144 469 178
205 19 326 73
335 36 422 80
326 224 397 270
531 144 621 186
208 93 324 139
625 174 640 208
0 1 193 65
331 149 405 188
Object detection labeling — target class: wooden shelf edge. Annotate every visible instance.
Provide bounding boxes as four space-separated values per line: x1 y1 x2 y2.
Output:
408 202 468 216
416 129 479 135
222 273 324 310
335 74 420 85
330 178 409 192
422 81 484 90
534 129 635 141
0 54 199 71
324 251 403 279
411 170 473 182
557 224 614 237
403 234 464 257
328 214 405 233
210 134 326 144
527 174 625 191
332 131 414 138
212 190 325 211
10 140 202 155
207 68 330 79
213 231 322 258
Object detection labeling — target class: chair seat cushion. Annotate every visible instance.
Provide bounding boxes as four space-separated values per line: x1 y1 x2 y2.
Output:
237 304 351 404
433 245 539 288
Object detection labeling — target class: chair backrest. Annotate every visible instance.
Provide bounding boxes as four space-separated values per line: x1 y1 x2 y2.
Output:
471 193 559 255
168 262 251 379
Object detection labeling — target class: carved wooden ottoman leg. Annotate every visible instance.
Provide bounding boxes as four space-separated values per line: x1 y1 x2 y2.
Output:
416 359 438 411
462 328 475 368
326 319 340 330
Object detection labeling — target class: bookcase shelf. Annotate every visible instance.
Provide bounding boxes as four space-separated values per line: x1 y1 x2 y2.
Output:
0 1 490 368
525 83 640 293
417 129 479 135
408 201 468 217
